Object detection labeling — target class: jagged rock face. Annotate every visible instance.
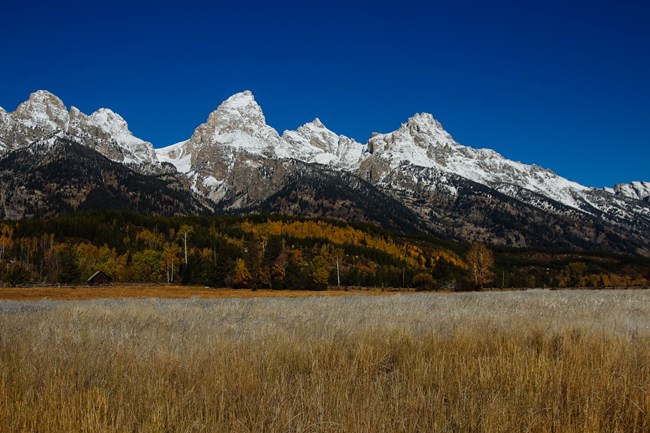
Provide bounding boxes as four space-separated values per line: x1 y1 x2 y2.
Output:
0 91 159 171
157 92 367 208
365 113 456 164
187 91 281 155
253 162 426 233
281 118 365 169
0 135 208 219
360 112 588 209
14 90 70 132
0 92 66 151
605 181 650 202
158 92 285 207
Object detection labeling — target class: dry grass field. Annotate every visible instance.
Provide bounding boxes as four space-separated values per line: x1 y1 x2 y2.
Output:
1 289 650 432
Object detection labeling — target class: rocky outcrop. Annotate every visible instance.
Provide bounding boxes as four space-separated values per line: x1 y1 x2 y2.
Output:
605 181 650 202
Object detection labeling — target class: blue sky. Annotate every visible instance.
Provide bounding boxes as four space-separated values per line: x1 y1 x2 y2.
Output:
1 0 648 187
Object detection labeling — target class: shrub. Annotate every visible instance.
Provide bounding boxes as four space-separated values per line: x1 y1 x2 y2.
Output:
413 272 437 291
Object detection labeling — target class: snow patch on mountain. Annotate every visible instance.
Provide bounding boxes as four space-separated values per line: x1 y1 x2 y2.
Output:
156 140 191 172
605 181 650 202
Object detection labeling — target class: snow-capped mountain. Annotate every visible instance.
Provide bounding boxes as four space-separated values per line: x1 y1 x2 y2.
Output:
605 181 650 202
359 112 589 209
0 91 158 170
156 91 365 207
156 91 365 169
1 89 648 255
154 90 649 254
157 91 597 212
280 118 365 169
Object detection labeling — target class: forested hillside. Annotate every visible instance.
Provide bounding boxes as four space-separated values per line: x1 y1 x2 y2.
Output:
0 211 647 289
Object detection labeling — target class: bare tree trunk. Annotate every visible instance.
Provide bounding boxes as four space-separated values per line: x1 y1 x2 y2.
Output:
183 234 188 265
336 257 340 288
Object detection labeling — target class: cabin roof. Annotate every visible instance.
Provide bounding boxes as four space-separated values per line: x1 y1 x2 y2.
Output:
87 270 112 282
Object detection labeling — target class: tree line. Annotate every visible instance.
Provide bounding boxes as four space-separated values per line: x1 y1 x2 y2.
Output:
0 211 647 289
0 212 468 289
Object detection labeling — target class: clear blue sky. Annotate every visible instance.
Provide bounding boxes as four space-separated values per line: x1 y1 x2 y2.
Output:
1 0 648 187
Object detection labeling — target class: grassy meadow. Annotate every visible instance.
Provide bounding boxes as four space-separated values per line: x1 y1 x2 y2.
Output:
1 289 650 432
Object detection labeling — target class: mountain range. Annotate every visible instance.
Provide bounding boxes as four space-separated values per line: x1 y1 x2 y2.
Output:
1 90 648 255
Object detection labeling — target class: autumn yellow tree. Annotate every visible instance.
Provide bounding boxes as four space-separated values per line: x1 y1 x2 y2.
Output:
230 258 253 289
161 242 182 283
465 243 494 289
135 229 165 250
75 243 118 280
271 250 288 289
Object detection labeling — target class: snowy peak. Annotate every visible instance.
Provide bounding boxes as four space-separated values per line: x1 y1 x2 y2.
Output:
362 111 589 209
18 90 66 113
83 107 158 166
290 117 342 151
606 181 650 202
14 90 69 131
220 90 257 110
366 113 455 165
0 91 158 169
188 90 281 152
89 108 130 133
405 113 452 139
280 117 364 168
205 90 268 132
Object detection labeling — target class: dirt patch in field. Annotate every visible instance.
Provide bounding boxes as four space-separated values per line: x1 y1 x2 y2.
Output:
0 285 409 301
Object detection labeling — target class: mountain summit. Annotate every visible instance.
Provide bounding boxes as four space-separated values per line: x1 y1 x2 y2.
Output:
201 91 276 141
0 91 158 170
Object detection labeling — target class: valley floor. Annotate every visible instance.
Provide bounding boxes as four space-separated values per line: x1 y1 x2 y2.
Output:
1 290 649 432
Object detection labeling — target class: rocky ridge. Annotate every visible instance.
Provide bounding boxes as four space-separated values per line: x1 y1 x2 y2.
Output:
0 91 159 172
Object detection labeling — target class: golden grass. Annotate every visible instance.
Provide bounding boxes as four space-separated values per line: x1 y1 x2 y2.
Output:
1 290 650 432
0 285 402 301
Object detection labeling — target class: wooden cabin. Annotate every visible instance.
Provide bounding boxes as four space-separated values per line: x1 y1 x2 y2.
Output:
87 271 113 286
